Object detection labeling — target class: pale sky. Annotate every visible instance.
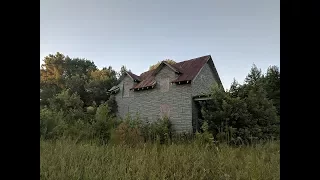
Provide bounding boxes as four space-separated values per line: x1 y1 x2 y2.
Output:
40 0 279 89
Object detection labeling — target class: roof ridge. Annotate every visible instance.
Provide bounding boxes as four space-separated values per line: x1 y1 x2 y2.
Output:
175 55 211 64
139 69 155 76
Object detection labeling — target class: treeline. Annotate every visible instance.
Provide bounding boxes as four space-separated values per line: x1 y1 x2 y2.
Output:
40 52 280 145
40 52 125 107
201 65 280 144
40 52 171 145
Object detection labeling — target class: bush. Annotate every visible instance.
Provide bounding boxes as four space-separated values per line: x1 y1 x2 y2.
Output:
202 79 280 145
195 121 214 147
63 120 93 142
86 106 95 114
106 95 118 116
40 108 65 139
111 114 144 147
141 116 172 144
92 103 115 144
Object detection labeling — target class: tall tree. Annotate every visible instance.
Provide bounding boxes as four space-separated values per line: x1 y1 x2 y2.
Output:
64 57 97 79
85 66 118 106
263 66 280 115
40 52 66 88
245 64 262 86
40 52 67 106
118 65 130 79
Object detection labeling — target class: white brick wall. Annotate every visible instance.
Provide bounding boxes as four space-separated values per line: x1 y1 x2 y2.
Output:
115 62 218 133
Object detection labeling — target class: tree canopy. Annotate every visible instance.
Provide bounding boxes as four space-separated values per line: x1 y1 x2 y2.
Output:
40 52 117 107
201 64 280 144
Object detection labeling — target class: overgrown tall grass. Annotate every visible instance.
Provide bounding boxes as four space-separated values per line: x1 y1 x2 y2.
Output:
40 139 280 180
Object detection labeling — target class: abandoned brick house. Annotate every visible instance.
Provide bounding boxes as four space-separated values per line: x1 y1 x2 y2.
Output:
108 55 223 133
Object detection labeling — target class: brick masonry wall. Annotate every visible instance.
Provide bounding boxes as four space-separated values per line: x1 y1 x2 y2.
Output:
115 66 193 133
191 62 218 132
114 62 219 134
191 62 217 96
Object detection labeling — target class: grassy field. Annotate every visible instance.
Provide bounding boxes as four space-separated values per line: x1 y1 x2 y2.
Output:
40 139 280 180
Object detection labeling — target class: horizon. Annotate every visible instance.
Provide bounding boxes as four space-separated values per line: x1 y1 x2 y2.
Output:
41 0 279 89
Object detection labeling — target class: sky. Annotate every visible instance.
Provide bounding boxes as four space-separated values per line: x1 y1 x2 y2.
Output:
40 0 279 89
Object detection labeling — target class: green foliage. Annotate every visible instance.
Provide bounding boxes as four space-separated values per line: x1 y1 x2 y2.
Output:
40 52 117 107
195 121 214 147
40 108 65 139
63 57 97 79
85 67 117 106
40 53 280 179
63 120 93 142
112 120 144 147
141 116 172 144
106 95 118 116
202 64 280 144
40 92 117 143
40 84 62 107
117 65 132 81
49 89 84 111
41 139 280 180
92 103 116 144
86 106 95 114
40 52 279 147
263 66 280 115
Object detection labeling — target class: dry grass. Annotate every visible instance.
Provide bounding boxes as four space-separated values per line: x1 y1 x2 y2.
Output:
40 139 280 180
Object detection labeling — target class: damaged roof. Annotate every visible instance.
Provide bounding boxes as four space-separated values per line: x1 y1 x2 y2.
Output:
171 55 210 83
126 71 141 81
122 55 220 90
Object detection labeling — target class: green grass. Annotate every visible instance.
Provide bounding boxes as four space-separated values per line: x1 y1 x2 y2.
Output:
40 139 280 180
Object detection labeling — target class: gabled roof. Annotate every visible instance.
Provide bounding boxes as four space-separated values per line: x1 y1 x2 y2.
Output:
121 55 222 90
152 61 181 76
171 55 210 83
127 71 141 81
130 70 156 90
118 71 141 83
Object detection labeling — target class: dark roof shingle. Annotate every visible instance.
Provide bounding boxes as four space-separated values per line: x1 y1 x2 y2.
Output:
129 55 212 90
171 55 210 83
127 72 141 81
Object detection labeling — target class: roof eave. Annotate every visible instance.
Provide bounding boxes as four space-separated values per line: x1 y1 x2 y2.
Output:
126 72 141 82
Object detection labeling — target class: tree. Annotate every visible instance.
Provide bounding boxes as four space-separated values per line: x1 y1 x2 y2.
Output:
40 84 62 107
149 59 176 70
40 52 66 88
48 89 85 124
40 52 117 107
118 65 131 79
40 52 67 106
202 64 280 144
245 64 262 86
65 75 88 105
106 95 118 116
48 89 84 111
64 57 97 79
263 66 280 115
93 103 115 143
85 67 118 106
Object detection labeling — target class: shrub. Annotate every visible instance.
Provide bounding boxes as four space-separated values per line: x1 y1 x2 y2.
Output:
141 116 172 144
106 95 118 116
40 108 65 139
111 114 144 147
195 121 214 147
202 81 279 145
86 106 95 114
63 120 93 142
92 103 115 144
